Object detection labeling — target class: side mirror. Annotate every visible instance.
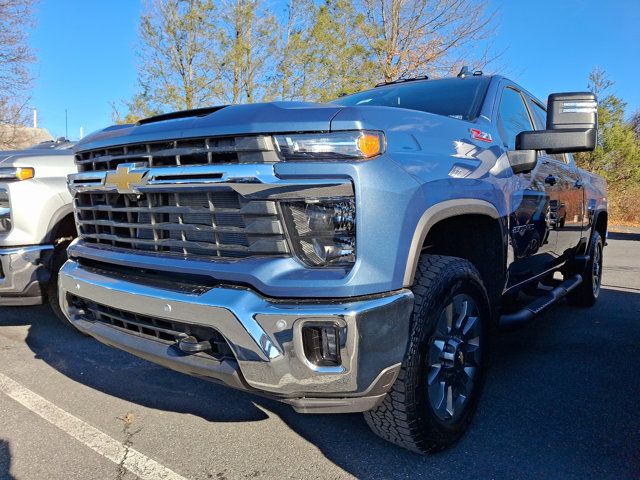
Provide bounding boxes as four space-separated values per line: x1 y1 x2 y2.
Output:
516 92 598 153
507 149 537 175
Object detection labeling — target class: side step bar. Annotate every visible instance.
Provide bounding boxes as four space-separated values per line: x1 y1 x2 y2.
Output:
500 274 583 327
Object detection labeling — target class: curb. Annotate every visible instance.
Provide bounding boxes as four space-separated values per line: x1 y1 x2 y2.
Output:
609 225 640 234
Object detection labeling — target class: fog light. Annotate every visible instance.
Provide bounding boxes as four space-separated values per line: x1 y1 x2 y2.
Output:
301 323 341 367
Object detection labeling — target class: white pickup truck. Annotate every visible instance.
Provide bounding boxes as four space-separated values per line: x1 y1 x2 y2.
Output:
0 139 77 318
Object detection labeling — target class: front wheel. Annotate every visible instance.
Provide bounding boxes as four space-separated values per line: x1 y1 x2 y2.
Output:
46 241 78 330
364 255 491 453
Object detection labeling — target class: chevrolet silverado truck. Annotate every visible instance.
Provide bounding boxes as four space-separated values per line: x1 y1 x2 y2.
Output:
59 73 607 453
0 139 78 318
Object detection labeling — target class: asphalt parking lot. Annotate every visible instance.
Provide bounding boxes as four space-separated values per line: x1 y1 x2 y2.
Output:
0 233 639 480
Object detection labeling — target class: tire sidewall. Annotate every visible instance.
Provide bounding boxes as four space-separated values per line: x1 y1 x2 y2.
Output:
47 242 72 325
409 264 491 436
586 231 604 301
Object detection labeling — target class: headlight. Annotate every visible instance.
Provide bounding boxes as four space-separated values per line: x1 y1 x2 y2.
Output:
274 131 384 161
0 167 35 181
0 189 10 232
281 198 356 267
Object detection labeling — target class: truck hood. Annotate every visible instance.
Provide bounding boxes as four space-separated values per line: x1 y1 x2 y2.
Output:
77 102 345 152
0 149 74 166
77 101 490 158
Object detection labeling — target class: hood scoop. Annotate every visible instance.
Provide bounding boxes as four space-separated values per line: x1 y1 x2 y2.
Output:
137 105 229 126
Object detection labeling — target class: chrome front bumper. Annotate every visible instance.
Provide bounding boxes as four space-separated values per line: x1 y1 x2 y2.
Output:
0 245 54 306
58 259 414 413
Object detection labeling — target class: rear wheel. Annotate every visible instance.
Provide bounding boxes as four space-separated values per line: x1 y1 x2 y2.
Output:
364 255 491 453
567 230 603 307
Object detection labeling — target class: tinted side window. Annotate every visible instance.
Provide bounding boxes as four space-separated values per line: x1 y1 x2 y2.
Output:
497 88 533 150
528 99 567 163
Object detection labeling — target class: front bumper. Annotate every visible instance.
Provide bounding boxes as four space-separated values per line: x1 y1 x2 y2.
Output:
0 245 54 306
59 259 414 413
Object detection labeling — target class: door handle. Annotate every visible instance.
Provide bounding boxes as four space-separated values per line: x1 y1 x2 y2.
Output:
544 175 557 186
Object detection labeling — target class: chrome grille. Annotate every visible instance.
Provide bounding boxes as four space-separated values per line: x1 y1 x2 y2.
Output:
75 189 289 259
75 136 279 173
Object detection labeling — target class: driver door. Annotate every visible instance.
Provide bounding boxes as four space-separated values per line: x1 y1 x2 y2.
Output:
497 86 558 287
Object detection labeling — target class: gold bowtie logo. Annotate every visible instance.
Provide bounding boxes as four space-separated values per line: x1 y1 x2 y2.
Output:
104 164 148 194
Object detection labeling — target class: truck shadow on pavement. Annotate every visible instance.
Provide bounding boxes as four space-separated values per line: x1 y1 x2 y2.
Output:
608 231 640 242
0 439 15 480
1 285 639 479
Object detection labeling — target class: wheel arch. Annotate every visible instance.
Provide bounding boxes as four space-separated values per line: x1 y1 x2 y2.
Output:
592 209 608 243
45 205 77 245
403 199 507 314
403 199 503 286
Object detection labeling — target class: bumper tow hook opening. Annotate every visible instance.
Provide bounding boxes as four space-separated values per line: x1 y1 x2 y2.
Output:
67 306 87 318
176 334 211 353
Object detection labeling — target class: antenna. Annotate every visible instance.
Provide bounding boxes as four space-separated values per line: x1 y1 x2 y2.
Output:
33 109 37 128
65 109 68 139
457 66 470 78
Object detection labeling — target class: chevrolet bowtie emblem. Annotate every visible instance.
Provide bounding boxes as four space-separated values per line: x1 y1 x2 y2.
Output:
104 163 148 194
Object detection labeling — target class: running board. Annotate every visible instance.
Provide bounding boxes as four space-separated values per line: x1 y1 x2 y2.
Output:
500 274 583 327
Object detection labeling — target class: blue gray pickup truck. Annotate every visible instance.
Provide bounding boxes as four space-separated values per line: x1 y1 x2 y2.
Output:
59 72 607 453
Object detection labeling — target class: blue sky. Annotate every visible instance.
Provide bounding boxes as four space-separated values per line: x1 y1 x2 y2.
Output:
29 0 640 139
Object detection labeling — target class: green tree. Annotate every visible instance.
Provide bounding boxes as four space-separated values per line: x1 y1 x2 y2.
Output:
306 0 376 101
575 68 640 185
218 0 278 103
117 0 501 116
575 68 640 224
268 0 317 101
114 0 224 122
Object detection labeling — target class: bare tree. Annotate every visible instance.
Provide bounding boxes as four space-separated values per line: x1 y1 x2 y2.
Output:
631 111 640 138
356 0 497 82
0 0 36 148
118 0 501 116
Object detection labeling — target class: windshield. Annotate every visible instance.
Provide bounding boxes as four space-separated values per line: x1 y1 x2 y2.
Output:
332 77 491 121
28 139 76 150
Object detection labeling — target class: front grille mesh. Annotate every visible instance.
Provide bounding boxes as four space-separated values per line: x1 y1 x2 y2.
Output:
71 296 233 360
75 189 289 259
75 136 277 173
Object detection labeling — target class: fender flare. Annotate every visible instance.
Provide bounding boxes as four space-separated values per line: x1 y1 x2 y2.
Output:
590 208 608 241
45 204 75 244
403 199 501 286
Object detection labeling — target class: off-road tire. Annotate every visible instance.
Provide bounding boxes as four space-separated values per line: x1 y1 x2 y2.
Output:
364 255 491 453
567 230 603 307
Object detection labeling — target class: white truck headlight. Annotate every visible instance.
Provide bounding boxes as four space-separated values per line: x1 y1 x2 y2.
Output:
0 189 11 232
274 131 384 161
281 198 356 267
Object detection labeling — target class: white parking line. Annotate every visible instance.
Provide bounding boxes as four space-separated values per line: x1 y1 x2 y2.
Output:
0 372 188 480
